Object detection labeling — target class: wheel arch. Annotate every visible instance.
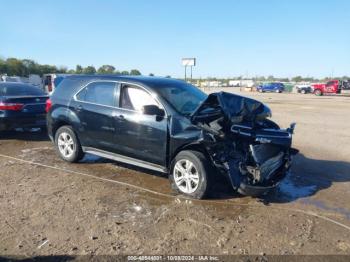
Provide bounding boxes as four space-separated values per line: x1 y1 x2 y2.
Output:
50 107 81 139
168 142 212 169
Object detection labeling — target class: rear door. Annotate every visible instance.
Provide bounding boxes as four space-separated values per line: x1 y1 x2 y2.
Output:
112 83 168 166
73 81 119 152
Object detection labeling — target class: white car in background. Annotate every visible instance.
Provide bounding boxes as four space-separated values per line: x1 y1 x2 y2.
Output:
43 74 71 94
295 83 313 94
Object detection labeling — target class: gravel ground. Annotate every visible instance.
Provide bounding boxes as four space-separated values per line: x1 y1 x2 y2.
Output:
0 90 350 259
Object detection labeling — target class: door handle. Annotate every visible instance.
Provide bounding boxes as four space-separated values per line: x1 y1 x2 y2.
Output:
76 105 83 112
118 115 125 119
112 114 125 120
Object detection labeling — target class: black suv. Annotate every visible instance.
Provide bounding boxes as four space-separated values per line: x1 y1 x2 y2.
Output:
47 75 296 199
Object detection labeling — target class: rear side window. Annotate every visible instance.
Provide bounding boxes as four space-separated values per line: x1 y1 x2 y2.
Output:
76 81 117 107
0 84 46 96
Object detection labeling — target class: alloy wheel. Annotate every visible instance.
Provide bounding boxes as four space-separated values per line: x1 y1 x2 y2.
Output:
173 159 200 194
57 132 75 158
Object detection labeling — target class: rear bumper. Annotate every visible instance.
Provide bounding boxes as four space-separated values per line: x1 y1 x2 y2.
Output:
0 115 46 131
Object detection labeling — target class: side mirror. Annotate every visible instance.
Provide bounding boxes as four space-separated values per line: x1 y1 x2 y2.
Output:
142 105 165 117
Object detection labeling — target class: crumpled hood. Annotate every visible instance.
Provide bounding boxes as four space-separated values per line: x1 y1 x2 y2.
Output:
191 91 272 124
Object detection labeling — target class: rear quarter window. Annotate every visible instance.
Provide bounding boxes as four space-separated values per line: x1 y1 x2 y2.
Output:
51 78 88 101
76 81 117 107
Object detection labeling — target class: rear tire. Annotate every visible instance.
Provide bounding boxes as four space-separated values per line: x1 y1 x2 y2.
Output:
55 125 84 163
301 89 306 94
169 150 211 199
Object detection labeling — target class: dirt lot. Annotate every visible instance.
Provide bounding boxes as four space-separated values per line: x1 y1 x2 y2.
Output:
1 90 350 258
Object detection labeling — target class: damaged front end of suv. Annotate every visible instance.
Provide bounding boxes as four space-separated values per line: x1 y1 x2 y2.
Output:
172 92 297 197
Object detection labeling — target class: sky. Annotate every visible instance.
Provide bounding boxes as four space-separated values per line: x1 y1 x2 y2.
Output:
0 0 349 78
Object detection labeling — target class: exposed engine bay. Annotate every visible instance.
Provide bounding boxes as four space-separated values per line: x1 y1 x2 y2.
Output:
191 92 297 196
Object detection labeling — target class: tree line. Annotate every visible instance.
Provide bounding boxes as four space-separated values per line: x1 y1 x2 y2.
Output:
1 57 348 82
0 57 141 77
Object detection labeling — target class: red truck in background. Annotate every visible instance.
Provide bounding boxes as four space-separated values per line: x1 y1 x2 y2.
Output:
311 79 350 96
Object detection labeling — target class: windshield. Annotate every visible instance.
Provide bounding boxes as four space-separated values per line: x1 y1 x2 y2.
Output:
155 82 207 115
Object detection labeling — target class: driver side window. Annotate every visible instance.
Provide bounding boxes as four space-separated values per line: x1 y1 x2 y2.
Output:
120 85 158 112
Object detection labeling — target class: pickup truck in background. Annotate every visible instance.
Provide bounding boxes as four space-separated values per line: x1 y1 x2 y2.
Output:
311 79 350 96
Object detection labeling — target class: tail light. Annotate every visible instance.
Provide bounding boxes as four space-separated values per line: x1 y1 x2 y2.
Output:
0 102 24 111
45 99 52 113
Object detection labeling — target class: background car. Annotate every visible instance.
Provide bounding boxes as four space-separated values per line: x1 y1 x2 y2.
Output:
1 74 43 89
43 74 71 94
257 82 285 93
0 82 49 131
295 84 313 94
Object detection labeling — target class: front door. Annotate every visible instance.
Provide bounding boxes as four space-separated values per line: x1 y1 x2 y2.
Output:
113 84 168 167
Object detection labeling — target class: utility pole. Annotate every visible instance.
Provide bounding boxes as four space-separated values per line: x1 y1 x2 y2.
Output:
190 66 193 82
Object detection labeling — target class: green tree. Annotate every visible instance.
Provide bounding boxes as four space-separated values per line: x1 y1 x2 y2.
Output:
149 73 154 76
22 59 39 76
83 66 96 74
38 64 57 75
97 65 116 74
0 58 7 75
121 70 129 75
130 69 141 75
57 66 68 74
75 65 83 74
6 58 26 76
292 76 303 82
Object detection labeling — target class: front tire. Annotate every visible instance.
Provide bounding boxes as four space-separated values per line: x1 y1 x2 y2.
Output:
169 150 211 199
314 89 322 96
55 125 84 163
